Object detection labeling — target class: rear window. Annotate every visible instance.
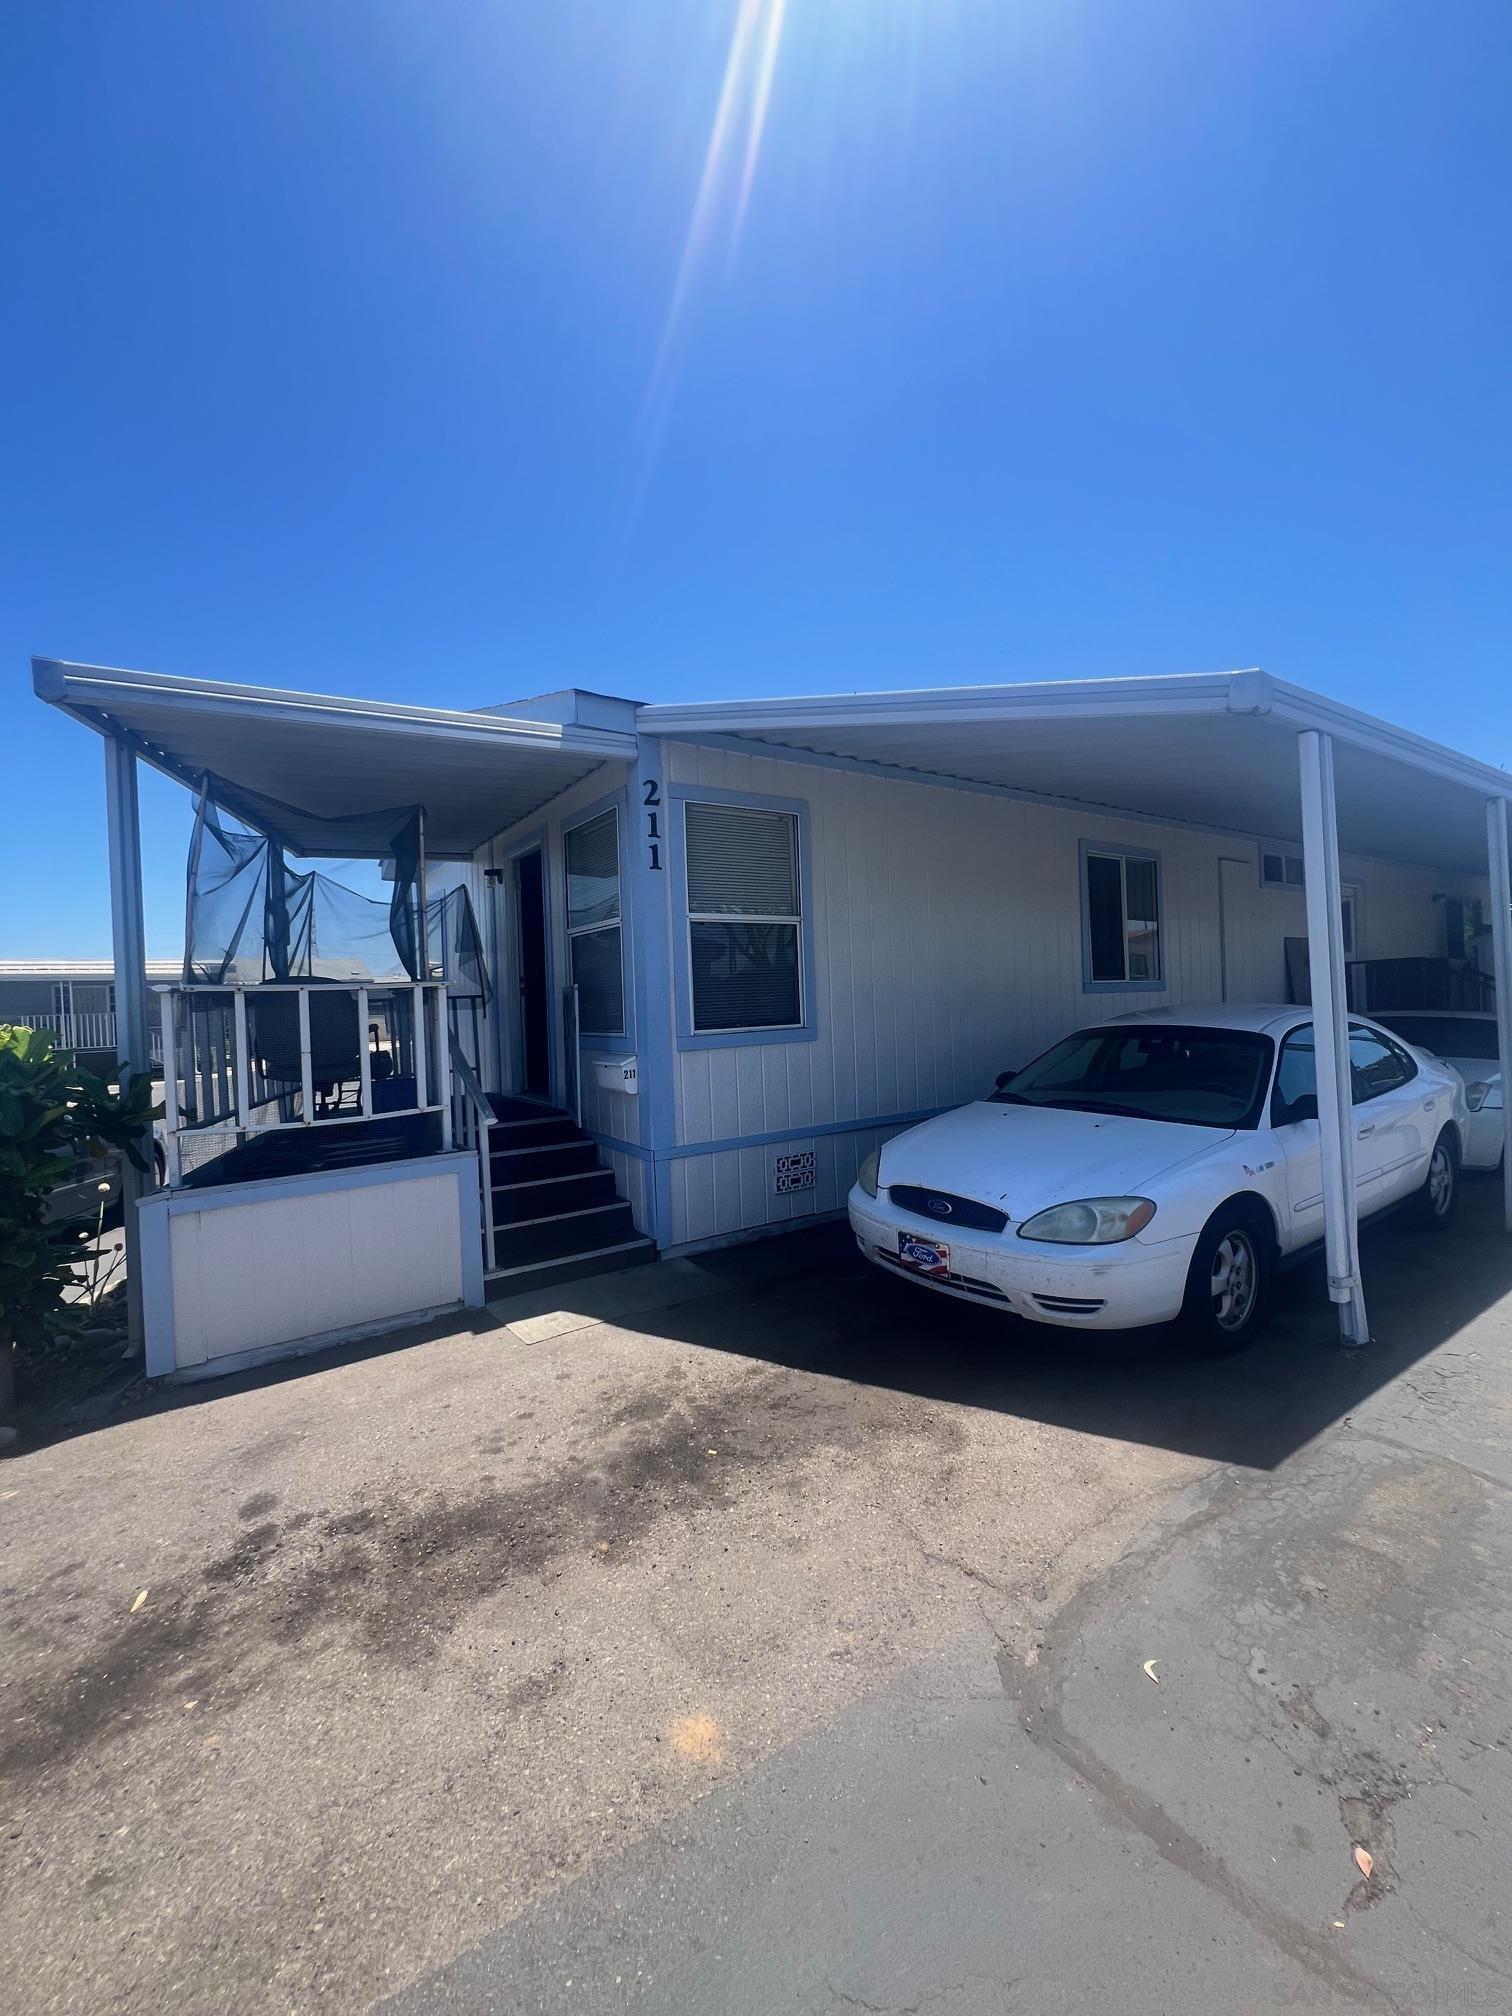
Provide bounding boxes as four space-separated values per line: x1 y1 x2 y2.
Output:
1374 1015 1499 1062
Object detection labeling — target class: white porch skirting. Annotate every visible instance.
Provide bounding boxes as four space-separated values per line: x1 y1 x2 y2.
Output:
137 1152 485 1382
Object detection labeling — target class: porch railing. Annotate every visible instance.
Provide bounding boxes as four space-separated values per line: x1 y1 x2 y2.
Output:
7 1011 163 1064
449 1042 498 1275
156 981 450 1185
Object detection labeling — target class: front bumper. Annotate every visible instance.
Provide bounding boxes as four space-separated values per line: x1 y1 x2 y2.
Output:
847 1185 1193 1330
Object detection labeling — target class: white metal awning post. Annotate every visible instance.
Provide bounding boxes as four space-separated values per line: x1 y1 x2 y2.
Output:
103 735 151 1349
1486 796 1512 1230
1298 729 1370 1346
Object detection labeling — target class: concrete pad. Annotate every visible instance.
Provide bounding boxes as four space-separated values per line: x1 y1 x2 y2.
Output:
5 1185 1512 2013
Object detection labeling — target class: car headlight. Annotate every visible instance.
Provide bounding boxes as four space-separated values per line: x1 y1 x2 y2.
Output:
857 1150 881 1199
1465 1081 1492 1112
1017 1197 1156 1244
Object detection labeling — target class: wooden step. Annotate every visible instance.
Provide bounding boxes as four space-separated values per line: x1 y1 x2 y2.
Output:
491 1201 638 1270
491 1167 618 1225
488 1095 567 1124
483 1238 658 1300
490 1139 600 1185
488 1115 585 1151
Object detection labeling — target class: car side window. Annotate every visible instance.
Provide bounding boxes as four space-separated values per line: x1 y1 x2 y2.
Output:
1273 1026 1316 1120
1348 1025 1416 1103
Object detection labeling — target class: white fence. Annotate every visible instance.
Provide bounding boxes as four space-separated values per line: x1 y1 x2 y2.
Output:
156 981 451 1185
6 1011 163 1064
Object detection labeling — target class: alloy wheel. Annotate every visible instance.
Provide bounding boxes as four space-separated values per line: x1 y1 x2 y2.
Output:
1428 1143 1454 1218
1211 1229 1258 1333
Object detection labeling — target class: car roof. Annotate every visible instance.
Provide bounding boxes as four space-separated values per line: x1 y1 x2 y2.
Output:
1101 1002 1309 1037
1372 1007 1493 1021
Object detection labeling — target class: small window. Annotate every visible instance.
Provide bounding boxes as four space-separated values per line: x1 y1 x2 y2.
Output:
564 808 624 1035
1261 850 1306 889
1349 1024 1416 1103
685 801 802 1032
1082 846 1162 988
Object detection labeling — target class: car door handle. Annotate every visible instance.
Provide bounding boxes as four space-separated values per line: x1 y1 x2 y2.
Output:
1356 1124 1375 1138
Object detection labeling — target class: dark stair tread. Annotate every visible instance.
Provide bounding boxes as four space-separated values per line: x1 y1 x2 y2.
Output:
491 1168 617 1224
491 1202 637 1268
483 1239 657 1299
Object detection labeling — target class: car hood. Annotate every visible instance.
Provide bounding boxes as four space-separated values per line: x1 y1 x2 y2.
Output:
879 1101 1232 1219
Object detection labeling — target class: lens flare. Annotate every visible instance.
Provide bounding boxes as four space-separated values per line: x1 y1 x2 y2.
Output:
642 0 790 443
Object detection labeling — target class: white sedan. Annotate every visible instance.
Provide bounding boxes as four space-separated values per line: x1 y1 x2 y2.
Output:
848 1004 1467 1353
1372 1010 1502 1172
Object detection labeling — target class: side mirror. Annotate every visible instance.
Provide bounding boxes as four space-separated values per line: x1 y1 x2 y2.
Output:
1282 1092 1319 1124
994 1069 1017 1091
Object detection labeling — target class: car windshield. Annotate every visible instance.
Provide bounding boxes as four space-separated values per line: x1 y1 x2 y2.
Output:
1374 1014 1499 1062
993 1024 1274 1128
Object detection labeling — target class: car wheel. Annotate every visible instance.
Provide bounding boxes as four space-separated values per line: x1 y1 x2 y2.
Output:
1179 1203 1271 1356
1413 1128 1459 1231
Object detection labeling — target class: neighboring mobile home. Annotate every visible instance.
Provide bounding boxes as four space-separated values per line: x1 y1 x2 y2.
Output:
0 957 175 1073
34 659 1512 1378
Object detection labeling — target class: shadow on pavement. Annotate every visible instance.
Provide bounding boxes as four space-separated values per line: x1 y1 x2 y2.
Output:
605 1176 1512 1472
69 1176 1512 1476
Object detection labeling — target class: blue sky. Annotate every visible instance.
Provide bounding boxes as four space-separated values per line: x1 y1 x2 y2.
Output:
3 0 1509 955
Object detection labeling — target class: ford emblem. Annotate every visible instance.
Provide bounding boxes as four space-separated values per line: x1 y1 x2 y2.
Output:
926 1197 953 1219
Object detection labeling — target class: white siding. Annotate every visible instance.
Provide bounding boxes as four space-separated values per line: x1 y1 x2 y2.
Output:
662 742 1483 1249
146 1158 472 1374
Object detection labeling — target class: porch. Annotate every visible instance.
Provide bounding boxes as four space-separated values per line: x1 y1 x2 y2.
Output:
34 658 651 1378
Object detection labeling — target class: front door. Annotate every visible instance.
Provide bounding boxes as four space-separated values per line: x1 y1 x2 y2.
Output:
515 848 550 1099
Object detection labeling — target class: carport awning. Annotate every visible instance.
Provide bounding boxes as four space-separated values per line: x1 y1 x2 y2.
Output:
34 659 635 859
639 670 1512 874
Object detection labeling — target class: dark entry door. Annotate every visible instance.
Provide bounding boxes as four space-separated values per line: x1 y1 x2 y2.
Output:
515 849 550 1098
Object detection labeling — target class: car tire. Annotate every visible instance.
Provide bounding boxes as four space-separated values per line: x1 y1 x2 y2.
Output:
1178 1202 1272 1357
1412 1127 1459 1232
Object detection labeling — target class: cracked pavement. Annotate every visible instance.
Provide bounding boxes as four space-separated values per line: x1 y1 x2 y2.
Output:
6 1190 1512 2012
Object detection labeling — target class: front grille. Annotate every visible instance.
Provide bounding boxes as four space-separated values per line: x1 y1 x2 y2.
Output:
887 1185 1008 1235
1031 1294 1106 1317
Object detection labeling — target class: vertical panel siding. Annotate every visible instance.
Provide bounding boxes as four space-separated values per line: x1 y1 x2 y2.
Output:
662 743 1478 1250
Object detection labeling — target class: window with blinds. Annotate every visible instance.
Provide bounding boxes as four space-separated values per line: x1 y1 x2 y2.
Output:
564 808 624 1034
684 801 802 1032
1083 845 1163 987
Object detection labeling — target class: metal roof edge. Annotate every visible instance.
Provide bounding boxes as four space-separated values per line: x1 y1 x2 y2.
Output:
635 669 1256 736
1263 679 1512 802
31 659 638 760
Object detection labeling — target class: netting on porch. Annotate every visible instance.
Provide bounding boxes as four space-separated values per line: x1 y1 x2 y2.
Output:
166 781 490 1187
183 781 487 995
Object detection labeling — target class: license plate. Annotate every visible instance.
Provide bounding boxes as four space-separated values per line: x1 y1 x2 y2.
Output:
898 1231 950 1277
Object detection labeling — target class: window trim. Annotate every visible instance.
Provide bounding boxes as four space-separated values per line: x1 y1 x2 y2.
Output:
670 784 818 1051
1260 847 1307 890
1079 840 1165 994
563 795 630 1042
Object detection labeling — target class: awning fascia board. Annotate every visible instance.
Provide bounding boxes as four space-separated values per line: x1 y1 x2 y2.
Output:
636 668 1256 737
637 666 1512 810
34 659 637 765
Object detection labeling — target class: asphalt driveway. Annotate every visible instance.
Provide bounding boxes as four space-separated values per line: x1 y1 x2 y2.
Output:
4 1189 1512 2013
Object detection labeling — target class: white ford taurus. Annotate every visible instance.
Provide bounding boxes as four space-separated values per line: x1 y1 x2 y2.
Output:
848 1004 1467 1352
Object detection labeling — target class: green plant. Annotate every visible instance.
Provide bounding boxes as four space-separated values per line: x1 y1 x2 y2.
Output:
0 1025 160 1413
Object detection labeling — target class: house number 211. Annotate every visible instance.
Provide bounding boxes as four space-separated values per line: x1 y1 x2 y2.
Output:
643 778 663 870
